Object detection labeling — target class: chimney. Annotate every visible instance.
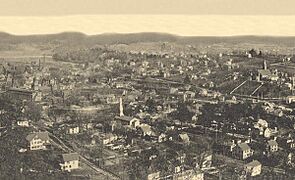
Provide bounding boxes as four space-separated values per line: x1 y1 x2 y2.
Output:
119 97 124 117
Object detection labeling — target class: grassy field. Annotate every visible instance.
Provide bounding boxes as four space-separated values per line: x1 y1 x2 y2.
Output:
233 80 261 96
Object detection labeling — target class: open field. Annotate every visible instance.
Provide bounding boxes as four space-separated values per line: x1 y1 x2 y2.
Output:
271 62 295 75
232 80 262 96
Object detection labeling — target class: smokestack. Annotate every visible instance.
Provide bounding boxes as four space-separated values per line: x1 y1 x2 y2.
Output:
264 60 267 70
119 97 124 117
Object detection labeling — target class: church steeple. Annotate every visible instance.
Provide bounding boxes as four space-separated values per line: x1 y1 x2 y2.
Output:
119 97 124 117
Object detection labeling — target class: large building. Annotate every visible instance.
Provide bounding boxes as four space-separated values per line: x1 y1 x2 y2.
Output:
60 153 79 172
257 60 278 81
114 97 140 128
26 132 50 150
6 88 33 101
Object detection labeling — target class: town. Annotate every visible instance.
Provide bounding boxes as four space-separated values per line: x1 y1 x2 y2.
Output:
1 36 295 180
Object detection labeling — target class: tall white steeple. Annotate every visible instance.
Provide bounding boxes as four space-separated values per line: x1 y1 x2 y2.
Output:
119 97 124 117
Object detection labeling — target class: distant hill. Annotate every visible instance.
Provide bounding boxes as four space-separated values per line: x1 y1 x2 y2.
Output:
1 32 295 47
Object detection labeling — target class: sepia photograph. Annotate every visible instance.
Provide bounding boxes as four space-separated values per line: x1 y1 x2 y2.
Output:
1 0 295 179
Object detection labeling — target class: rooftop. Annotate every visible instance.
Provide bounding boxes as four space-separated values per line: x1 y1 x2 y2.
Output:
62 152 79 162
258 69 271 76
268 139 278 146
237 143 251 151
115 115 137 122
245 160 261 168
26 132 49 142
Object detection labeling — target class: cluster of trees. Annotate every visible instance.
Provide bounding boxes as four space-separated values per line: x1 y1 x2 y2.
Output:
0 126 88 180
198 102 264 129
52 47 129 63
0 95 41 126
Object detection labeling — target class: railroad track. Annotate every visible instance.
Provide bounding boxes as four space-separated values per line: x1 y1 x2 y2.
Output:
49 133 121 180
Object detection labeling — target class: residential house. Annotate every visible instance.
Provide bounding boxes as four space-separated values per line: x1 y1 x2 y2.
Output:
244 160 262 177
279 133 295 149
147 171 160 180
139 124 154 136
264 127 278 138
114 97 140 128
60 153 79 172
287 135 295 149
179 133 190 144
17 120 30 127
286 96 295 104
67 126 80 134
114 116 140 128
172 169 204 180
102 133 118 145
223 140 237 155
254 119 268 135
158 133 167 143
266 140 279 154
26 132 50 150
82 122 94 130
201 153 213 169
6 88 33 101
98 94 119 104
233 143 253 160
33 91 43 102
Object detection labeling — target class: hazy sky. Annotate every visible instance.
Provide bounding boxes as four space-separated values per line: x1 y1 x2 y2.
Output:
0 0 294 36
1 15 294 36
0 0 294 15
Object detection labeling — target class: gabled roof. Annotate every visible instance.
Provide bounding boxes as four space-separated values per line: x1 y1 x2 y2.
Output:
245 160 261 168
26 132 49 142
104 133 116 139
115 115 138 122
237 143 251 151
179 133 190 143
268 140 278 146
62 153 79 162
140 124 152 133
8 88 33 94
258 69 271 76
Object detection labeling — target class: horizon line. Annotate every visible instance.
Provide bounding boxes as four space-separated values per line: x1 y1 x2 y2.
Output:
2 31 295 38
2 14 295 17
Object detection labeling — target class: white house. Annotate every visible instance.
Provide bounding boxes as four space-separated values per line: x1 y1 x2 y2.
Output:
139 124 153 136
233 143 254 160
114 97 140 128
173 169 204 180
114 116 140 128
26 132 50 150
244 160 262 177
266 140 279 153
286 96 295 104
67 126 80 134
102 133 118 145
17 120 30 127
158 133 167 143
147 171 160 180
60 153 79 172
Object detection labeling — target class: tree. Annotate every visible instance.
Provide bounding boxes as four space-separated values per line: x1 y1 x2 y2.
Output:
184 74 191 84
146 97 157 113
249 49 257 57
24 101 42 122
173 102 194 124
153 120 167 133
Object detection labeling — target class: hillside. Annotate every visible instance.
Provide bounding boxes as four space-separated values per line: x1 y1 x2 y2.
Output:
1 32 295 47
